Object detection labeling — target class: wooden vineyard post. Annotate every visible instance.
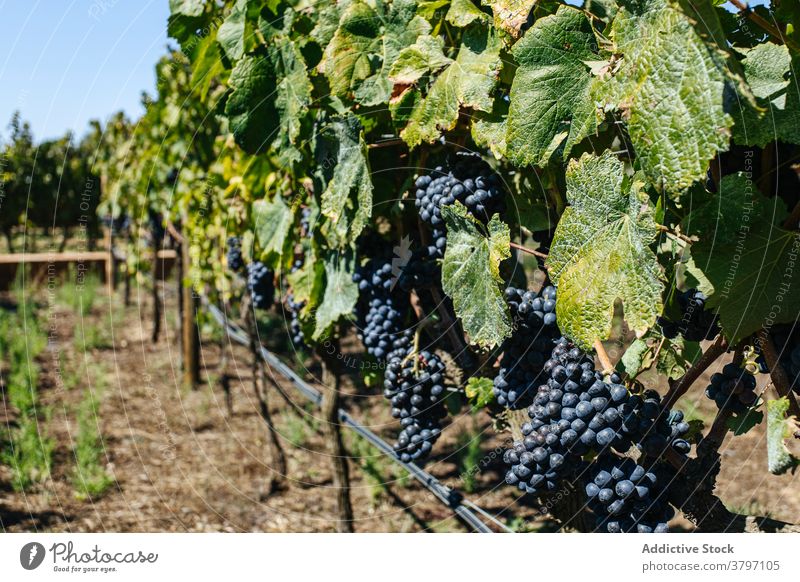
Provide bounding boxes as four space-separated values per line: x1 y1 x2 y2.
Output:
318 340 354 532
104 227 114 291
151 230 162 343
180 234 200 389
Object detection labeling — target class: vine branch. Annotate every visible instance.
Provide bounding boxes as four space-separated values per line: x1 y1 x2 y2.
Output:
757 330 800 419
509 241 548 260
727 0 800 54
593 339 614 375
663 335 729 410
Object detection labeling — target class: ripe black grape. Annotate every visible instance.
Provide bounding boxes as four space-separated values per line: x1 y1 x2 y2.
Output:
414 153 505 257
384 347 449 463
659 288 720 342
246 262 275 310
226 236 244 273
492 285 561 409
585 457 673 533
285 292 305 347
705 363 758 413
353 257 410 361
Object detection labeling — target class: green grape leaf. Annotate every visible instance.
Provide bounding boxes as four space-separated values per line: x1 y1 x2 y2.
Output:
547 152 663 350
447 0 489 27
619 337 652 378
319 115 373 249
402 25 502 147
170 0 205 17
506 5 600 168
225 53 279 154
733 43 800 147
321 0 430 106
223 39 311 159
595 0 733 194
482 0 536 38
388 35 451 85
657 337 702 380
766 397 799 475
471 108 507 159
441 202 511 348
252 194 293 263
683 174 800 343
465 377 495 408
269 37 313 164
217 0 250 61
313 249 359 341
727 406 764 437
287 256 324 306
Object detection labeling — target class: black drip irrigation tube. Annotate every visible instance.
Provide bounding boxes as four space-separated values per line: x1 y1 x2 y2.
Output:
202 299 505 533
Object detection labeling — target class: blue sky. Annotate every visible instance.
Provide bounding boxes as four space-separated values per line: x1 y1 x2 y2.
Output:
0 0 772 142
0 0 169 142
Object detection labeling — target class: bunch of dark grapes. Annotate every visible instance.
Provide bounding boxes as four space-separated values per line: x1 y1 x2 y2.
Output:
585 457 673 533
414 153 505 257
353 258 409 361
659 288 720 341
397 249 441 292
246 262 275 310
620 391 692 457
504 338 691 497
226 236 244 273
285 293 305 347
383 347 448 463
492 286 561 409
705 363 757 413
299 206 312 237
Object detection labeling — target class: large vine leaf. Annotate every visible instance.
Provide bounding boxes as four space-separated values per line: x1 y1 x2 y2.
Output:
766 397 799 475
448 0 489 27
733 43 800 147
252 194 293 263
170 0 205 17
547 152 663 349
321 0 430 106
595 0 733 195
482 0 536 39
313 249 359 341
506 5 600 168
217 0 253 61
223 39 311 159
388 35 451 86
319 115 373 249
402 25 502 147
683 173 800 343
441 202 511 348
225 53 279 154
269 37 313 164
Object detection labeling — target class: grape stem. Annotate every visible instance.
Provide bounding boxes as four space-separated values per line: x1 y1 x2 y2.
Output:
656 224 692 244
727 0 800 54
757 330 800 419
509 241 547 259
663 335 729 410
593 339 614 375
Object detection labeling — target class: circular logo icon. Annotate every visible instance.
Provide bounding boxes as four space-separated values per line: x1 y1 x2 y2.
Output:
20 542 46 570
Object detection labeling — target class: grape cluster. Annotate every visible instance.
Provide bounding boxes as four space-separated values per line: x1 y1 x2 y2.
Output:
383 347 449 463
396 249 440 292
659 289 720 342
300 206 312 237
413 153 505 257
586 457 673 533
285 292 305 347
493 286 561 409
504 337 690 503
246 262 275 310
705 363 757 413
226 236 244 272
353 258 409 361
